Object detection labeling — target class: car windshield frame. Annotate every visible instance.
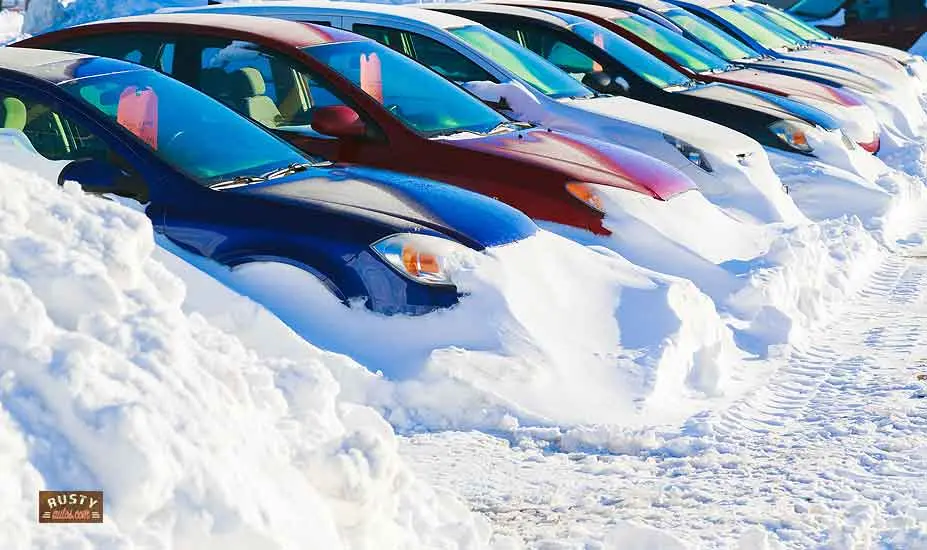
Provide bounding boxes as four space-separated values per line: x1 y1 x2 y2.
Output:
57 66 315 187
448 24 595 100
662 7 761 61
750 4 833 41
304 39 510 137
711 5 803 50
569 19 694 89
611 14 732 73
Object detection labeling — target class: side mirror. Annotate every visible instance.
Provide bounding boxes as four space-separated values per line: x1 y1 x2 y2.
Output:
311 105 367 139
59 158 148 202
582 71 630 96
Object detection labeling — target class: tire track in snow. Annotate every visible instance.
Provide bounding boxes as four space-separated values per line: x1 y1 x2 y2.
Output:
402 219 927 548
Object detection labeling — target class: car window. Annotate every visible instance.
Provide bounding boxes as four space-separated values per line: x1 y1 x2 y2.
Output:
486 19 601 78
353 24 496 83
662 8 760 62
0 91 112 162
193 39 348 129
448 24 594 99
305 40 508 137
611 15 731 73
57 62 312 186
51 34 176 74
750 5 831 40
711 6 800 50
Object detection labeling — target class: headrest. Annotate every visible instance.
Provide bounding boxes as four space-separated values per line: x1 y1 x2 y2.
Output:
227 67 266 97
1 97 27 131
200 68 230 98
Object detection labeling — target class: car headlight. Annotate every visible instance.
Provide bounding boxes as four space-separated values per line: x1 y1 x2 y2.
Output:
565 182 607 214
371 233 473 286
769 120 814 153
663 134 713 173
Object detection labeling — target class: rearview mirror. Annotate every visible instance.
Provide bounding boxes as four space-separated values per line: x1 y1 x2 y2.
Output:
311 105 368 139
59 158 148 202
582 71 630 96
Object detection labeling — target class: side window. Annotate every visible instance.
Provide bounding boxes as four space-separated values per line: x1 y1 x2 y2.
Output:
510 23 599 78
0 92 111 162
52 34 176 74
353 24 495 83
191 39 359 131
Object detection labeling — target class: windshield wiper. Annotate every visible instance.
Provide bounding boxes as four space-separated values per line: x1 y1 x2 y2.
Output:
262 161 321 180
210 174 268 190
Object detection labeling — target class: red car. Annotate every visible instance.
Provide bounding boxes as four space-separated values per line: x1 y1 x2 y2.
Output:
17 13 695 235
488 0 880 152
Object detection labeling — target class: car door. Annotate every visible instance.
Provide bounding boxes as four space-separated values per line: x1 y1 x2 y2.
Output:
174 35 389 163
0 78 157 211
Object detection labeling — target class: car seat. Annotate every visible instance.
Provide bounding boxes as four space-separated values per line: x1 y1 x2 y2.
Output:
1 97 27 131
227 67 283 128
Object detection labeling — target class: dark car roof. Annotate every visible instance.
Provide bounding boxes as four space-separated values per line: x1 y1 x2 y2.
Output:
0 47 142 83
68 13 362 49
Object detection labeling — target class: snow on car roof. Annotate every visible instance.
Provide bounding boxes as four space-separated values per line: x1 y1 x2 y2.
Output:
486 0 634 20
168 1 478 30
0 47 89 72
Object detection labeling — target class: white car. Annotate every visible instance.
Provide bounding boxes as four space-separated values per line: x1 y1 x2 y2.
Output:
167 1 806 225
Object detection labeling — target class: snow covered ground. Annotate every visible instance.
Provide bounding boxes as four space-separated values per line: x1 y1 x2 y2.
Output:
0 9 24 43
2 3 927 548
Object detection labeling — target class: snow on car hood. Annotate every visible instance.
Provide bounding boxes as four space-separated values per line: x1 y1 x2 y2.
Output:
559 95 761 155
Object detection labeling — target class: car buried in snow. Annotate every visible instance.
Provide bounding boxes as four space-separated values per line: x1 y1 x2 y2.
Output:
17 13 699 235
661 0 918 94
434 0 880 153
474 0 882 152
150 4 812 224
0 48 542 315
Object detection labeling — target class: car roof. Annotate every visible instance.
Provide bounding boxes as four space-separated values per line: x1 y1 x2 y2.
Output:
617 0 679 12
486 0 632 20
671 0 736 8
0 47 138 84
428 3 577 28
167 1 477 30
75 13 360 48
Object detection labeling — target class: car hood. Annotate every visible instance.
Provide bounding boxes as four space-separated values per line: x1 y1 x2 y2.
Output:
746 57 883 94
717 67 859 106
448 127 695 199
232 164 537 248
560 95 761 154
679 82 839 128
790 46 906 81
824 39 916 63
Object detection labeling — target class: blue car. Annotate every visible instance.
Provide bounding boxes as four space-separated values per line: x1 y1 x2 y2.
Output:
0 48 537 314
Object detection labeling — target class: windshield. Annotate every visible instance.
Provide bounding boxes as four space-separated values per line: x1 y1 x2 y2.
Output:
663 8 760 61
59 66 311 186
306 40 507 136
611 14 731 73
570 20 692 88
750 4 832 40
711 5 802 50
449 25 594 99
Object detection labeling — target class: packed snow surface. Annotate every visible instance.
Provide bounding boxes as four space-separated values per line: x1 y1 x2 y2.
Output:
0 9 24 43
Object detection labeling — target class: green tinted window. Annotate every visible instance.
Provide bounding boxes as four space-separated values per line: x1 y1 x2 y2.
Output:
712 5 799 50
751 5 831 40
450 25 593 99
612 15 730 73
663 8 759 61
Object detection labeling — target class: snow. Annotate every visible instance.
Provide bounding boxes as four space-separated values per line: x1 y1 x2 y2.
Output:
6 0 927 547
0 9 24 43
0 163 491 549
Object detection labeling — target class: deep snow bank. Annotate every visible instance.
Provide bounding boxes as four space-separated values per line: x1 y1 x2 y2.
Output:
160 229 744 437
0 162 490 550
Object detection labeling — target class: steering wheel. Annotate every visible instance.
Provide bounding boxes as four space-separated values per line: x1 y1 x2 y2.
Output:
163 130 186 150
385 103 404 118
